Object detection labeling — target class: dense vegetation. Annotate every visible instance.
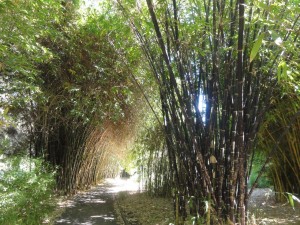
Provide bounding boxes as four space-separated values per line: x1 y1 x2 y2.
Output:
0 0 299 224
0 157 56 224
0 0 149 193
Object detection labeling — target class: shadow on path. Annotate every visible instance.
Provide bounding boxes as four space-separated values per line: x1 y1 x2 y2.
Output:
55 178 140 225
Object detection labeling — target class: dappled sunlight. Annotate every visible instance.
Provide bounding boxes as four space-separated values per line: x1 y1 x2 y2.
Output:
57 200 77 208
79 199 106 204
249 188 300 224
54 178 141 224
91 215 115 220
55 218 72 224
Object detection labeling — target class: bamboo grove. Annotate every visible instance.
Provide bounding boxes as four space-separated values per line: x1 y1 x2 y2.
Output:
33 16 140 193
0 0 146 194
118 0 300 224
1 0 300 224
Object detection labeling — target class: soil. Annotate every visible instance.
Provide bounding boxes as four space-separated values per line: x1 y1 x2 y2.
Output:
116 188 300 225
116 192 174 225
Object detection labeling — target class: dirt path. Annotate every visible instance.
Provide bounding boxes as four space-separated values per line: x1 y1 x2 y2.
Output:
54 178 140 225
248 188 300 224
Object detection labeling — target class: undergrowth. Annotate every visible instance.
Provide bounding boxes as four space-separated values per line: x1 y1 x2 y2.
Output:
0 156 57 225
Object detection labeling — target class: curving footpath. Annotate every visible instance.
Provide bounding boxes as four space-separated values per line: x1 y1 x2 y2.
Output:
55 178 140 225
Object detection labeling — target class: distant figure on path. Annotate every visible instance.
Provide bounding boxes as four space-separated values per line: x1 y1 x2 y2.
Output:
120 169 130 178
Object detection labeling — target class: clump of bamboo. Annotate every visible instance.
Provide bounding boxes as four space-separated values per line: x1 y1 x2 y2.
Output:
33 98 140 194
117 0 299 224
258 91 300 201
132 120 172 197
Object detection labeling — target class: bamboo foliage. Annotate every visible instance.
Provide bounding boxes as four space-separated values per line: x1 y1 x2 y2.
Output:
117 0 300 224
258 92 300 201
132 120 172 196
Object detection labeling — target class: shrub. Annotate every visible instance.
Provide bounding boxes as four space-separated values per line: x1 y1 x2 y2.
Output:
0 156 56 225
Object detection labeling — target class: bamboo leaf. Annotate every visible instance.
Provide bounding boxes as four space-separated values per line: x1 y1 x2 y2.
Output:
292 194 300 203
250 34 264 62
190 216 196 225
209 155 217 164
287 192 295 209
277 61 288 82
